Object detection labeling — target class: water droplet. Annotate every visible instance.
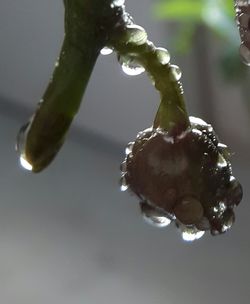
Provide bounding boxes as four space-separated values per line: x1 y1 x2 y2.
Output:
169 65 182 81
218 143 231 160
19 156 33 171
16 121 34 172
217 154 228 168
239 43 250 65
155 47 170 65
120 175 129 191
213 201 227 215
120 161 127 172
125 142 134 155
119 55 145 76
224 176 243 206
221 210 235 232
16 124 31 168
125 24 147 45
112 0 125 6
181 226 205 242
189 116 208 127
100 47 113 56
55 60 59 68
16 123 29 155
140 202 171 228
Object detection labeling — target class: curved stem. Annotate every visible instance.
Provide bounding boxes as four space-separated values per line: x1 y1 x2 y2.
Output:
110 26 190 135
22 0 124 172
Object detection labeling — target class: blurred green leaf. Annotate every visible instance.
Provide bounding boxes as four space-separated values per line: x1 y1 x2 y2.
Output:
154 0 204 21
153 0 245 85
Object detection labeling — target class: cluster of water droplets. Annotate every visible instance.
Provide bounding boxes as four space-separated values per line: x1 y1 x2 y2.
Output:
234 0 250 65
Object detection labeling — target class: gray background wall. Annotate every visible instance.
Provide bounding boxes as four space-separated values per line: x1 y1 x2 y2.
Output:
0 1 250 304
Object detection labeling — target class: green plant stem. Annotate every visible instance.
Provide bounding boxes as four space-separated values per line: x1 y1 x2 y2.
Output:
110 30 190 134
24 0 123 172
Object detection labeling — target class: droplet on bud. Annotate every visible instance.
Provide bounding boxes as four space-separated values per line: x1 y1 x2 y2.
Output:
217 154 228 169
169 65 182 81
120 175 129 191
140 201 171 228
180 225 205 242
125 142 134 155
224 176 243 206
217 143 231 160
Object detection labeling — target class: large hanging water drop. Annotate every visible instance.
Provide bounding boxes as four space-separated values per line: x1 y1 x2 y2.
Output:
119 55 145 76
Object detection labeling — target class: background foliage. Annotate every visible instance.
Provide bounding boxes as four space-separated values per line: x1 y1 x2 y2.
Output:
154 0 249 84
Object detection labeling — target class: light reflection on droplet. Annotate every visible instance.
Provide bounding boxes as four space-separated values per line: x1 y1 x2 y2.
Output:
182 229 205 242
141 202 171 228
155 47 170 65
120 175 129 191
143 215 171 228
121 62 145 76
113 0 125 6
20 156 33 171
126 24 147 45
169 65 182 81
100 47 113 55
125 142 134 155
217 154 228 168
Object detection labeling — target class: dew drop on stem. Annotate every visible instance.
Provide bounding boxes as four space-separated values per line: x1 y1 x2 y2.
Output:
169 65 182 81
119 55 145 76
155 47 170 65
100 47 113 56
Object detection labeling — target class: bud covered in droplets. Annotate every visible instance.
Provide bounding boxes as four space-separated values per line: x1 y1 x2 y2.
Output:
120 117 242 241
235 0 250 65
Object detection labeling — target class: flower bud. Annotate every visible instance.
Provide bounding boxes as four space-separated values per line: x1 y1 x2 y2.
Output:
120 117 242 240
